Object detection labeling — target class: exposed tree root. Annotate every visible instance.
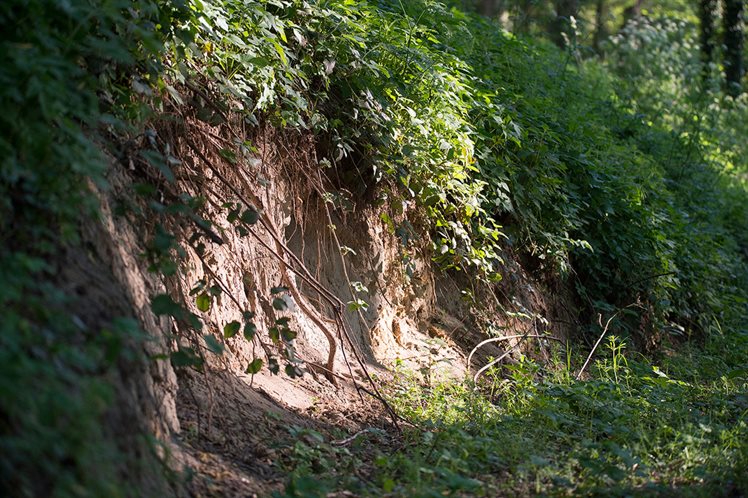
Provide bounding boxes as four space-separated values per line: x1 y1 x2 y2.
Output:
181 129 400 428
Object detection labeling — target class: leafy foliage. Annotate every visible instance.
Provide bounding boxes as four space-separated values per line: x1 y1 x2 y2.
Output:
0 0 186 494
164 0 746 338
1 0 746 495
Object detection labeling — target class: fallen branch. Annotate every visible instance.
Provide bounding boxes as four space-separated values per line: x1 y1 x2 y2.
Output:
472 332 532 384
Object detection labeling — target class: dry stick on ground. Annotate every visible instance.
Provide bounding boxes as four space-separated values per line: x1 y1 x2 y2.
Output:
331 428 383 446
472 327 535 384
468 334 564 372
576 310 622 380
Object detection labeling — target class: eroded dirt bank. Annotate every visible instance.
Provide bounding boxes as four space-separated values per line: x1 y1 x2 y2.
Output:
74 112 576 496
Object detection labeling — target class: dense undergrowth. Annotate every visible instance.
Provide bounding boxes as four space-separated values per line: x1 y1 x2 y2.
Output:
1 0 746 495
165 0 748 339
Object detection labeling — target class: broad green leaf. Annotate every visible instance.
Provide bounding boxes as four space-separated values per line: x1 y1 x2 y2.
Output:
241 208 259 224
171 348 203 369
244 321 257 340
269 326 280 343
196 293 211 312
223 320 241 338
203 334 224 355
272 40 287 65
151 294 182 317
246 358 263 374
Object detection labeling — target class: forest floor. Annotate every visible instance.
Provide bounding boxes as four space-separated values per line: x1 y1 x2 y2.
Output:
173 331 748 497
174 366 393 497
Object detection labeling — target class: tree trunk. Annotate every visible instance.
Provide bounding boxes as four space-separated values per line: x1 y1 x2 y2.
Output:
723 0 744 95
621 0 644 29
478 0 504 17
550 0 579 48
699 0 718 77
593 0 608 53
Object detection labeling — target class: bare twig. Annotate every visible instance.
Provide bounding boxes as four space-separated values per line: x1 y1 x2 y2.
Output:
471 325 540 384
576 310 621 380
468 334 563 371
331 428 382 446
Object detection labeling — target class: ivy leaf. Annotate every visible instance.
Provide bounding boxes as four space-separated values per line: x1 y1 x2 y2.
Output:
203 334 224 355
223 320 241 338
269 326 280 343
196 293 211 312
171 348 203 369
241 208 259 225
244 321 257 340
151 294 182 317
272 297 288 311
246 358 263 374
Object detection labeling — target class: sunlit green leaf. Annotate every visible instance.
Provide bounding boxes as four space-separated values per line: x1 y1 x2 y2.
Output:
223 320 241 338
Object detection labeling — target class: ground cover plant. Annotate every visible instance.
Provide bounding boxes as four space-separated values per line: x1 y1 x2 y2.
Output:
279 331 748 496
